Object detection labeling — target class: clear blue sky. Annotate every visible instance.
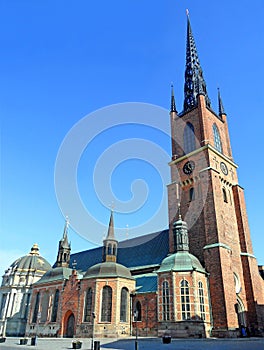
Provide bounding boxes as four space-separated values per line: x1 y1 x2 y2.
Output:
1 0 264 276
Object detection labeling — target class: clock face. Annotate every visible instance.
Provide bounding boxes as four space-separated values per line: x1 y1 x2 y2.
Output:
183 160 195 175
220 162 228 175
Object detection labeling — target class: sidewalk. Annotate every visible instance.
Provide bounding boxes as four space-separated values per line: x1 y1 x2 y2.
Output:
0 337 264 350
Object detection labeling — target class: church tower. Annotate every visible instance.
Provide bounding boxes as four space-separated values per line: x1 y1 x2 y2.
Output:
167 13 264 336
55 218 71 268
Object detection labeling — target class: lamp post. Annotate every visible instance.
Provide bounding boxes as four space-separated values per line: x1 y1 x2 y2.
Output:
91 312 95 350
133 310 138 350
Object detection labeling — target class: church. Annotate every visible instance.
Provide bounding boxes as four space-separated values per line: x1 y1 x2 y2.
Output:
1 13 264 339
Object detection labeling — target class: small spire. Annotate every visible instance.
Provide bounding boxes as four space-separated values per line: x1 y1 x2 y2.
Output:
63 216 69 240
183 12 211 113
106 210 115 240
103 210 118 262
55 218 71 268
170 83 177 113
218 88 226 117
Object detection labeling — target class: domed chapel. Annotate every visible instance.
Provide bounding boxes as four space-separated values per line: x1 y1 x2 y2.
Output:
1 13 264 339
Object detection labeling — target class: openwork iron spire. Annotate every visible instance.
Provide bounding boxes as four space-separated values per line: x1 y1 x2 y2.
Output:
218 88 226 117
183 11 211 113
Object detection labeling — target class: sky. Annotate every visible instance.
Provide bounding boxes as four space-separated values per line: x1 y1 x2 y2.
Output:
1 0 264 277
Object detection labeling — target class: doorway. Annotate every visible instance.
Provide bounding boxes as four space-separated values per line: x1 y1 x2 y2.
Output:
65 313 75 338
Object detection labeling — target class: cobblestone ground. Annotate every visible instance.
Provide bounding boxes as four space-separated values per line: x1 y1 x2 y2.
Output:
0 337 264 350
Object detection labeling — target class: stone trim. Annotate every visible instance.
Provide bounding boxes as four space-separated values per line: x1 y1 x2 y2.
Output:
203 243 232 251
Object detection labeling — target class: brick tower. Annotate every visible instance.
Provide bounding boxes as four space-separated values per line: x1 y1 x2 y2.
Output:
167 13 264 336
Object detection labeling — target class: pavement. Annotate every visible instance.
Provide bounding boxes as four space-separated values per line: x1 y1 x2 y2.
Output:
0 337 264 350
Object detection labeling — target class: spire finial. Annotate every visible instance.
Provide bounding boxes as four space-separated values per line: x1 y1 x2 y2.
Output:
170 83 177 113
218 87 226 117
183 12 211 113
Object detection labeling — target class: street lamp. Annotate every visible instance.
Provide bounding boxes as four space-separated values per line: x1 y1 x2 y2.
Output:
91 312 95 350
133 310 138 350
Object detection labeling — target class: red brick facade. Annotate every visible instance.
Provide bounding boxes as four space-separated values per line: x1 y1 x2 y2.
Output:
168 94 264 336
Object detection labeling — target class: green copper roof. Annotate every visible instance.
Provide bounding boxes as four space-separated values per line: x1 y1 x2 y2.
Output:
157 251 205 274
33 266 73 285
84 262 134 280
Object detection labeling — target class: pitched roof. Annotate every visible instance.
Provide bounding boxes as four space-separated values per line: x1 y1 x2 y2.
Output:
69 229 169 273
135 273 158 293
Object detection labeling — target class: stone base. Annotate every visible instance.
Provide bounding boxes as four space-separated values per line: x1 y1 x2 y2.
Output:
211 328 238 338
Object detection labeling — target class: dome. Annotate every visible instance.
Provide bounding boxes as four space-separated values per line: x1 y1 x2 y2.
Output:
84 261 133 280
157 251 205 274
5 243 51 275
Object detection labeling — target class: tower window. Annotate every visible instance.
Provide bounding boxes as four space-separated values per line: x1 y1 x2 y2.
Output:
162 281 170 321
84 288 93 322
189 187 195 201
101 286 112 322
108 244 112 255
213 124 222 153
184 122 196 154
180 280 191 320
51 289 60 322
198 281 205 320
222 188 228 203
120 287 128 322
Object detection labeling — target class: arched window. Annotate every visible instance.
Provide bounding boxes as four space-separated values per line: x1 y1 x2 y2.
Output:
83 288 93 322
40 291 49 322
32 292 40 323
198 281 205 320
223 188 228 203
180 280 190 320
189 187 195 201
23 293 31 319
184 122 196 154
120 288 128 322
51 289 60 322
234 273 241 294
101 286 112 322
162 281 170 321
0 294 7 319
213 124 222 153
135 300 142 321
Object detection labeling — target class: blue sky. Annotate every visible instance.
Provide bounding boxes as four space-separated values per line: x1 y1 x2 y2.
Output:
1 0 264 276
